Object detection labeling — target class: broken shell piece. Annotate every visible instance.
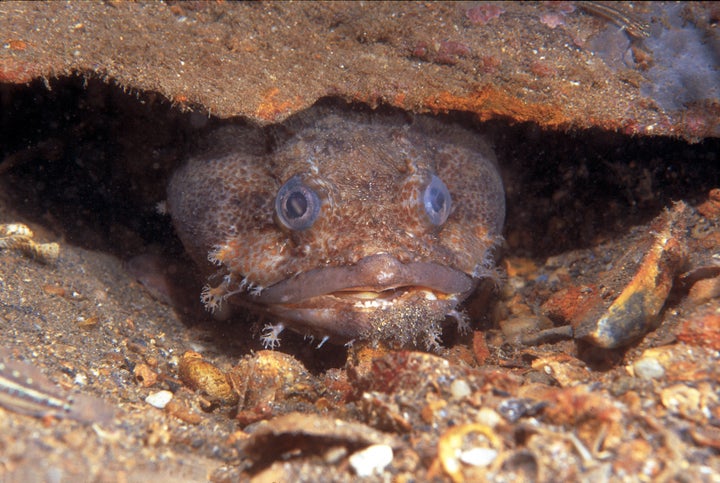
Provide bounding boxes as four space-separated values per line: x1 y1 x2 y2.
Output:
178 351 238 406
145 390 173 409
438 423 503 483
242 412 398 470
348 444 394 477
226 350 321 421
0 222 59 264
574 202 689 348
459 447 498 467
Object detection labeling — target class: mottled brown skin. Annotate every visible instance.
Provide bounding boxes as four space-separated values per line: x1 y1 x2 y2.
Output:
167 105 504 349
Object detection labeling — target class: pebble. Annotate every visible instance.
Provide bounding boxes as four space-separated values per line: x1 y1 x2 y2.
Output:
476 407 502 428
145 390 173 409
633 357 665 380
348 444 394 477
459 447 498 467
450 379 472 400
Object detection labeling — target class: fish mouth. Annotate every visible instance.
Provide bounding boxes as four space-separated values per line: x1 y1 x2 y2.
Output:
244 254 476 342
254 253 474 304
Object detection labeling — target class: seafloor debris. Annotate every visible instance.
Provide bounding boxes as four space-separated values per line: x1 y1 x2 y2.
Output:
145 389 173 410
241 412 399 473
0 348 113 424
436 423 503 483
226 350 325 426
0 223 59 264
541 202 690 349
577 1 650 39
178 350 239 407
573 202 688 348
348 443 394 477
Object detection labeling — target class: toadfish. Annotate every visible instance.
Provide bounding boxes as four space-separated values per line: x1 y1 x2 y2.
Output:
167 105 505 350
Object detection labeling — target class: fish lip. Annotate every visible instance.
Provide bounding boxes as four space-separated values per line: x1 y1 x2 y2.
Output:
251 253 475 305
258 288 462 342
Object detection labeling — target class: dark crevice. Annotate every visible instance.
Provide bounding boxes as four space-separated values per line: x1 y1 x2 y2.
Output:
486 121 718 258
1 75 718 265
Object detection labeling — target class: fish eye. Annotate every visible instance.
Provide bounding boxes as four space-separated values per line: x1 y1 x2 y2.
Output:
275 175 321 231
422 174 452 226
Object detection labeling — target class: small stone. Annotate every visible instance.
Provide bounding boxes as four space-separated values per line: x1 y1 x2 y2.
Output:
661 385 702 420
73 373 88 386
450 379 472 400
134 363 159 387
348 444 393 477
146 390 173 409
459 447 498 467
633 357 665 380
476 408 502 428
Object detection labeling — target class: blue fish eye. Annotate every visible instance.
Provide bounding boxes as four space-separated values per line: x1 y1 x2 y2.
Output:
422 175 452 226
275 175 321 231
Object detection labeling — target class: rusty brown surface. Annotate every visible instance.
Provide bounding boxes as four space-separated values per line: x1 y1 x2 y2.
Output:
1 1 718 140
